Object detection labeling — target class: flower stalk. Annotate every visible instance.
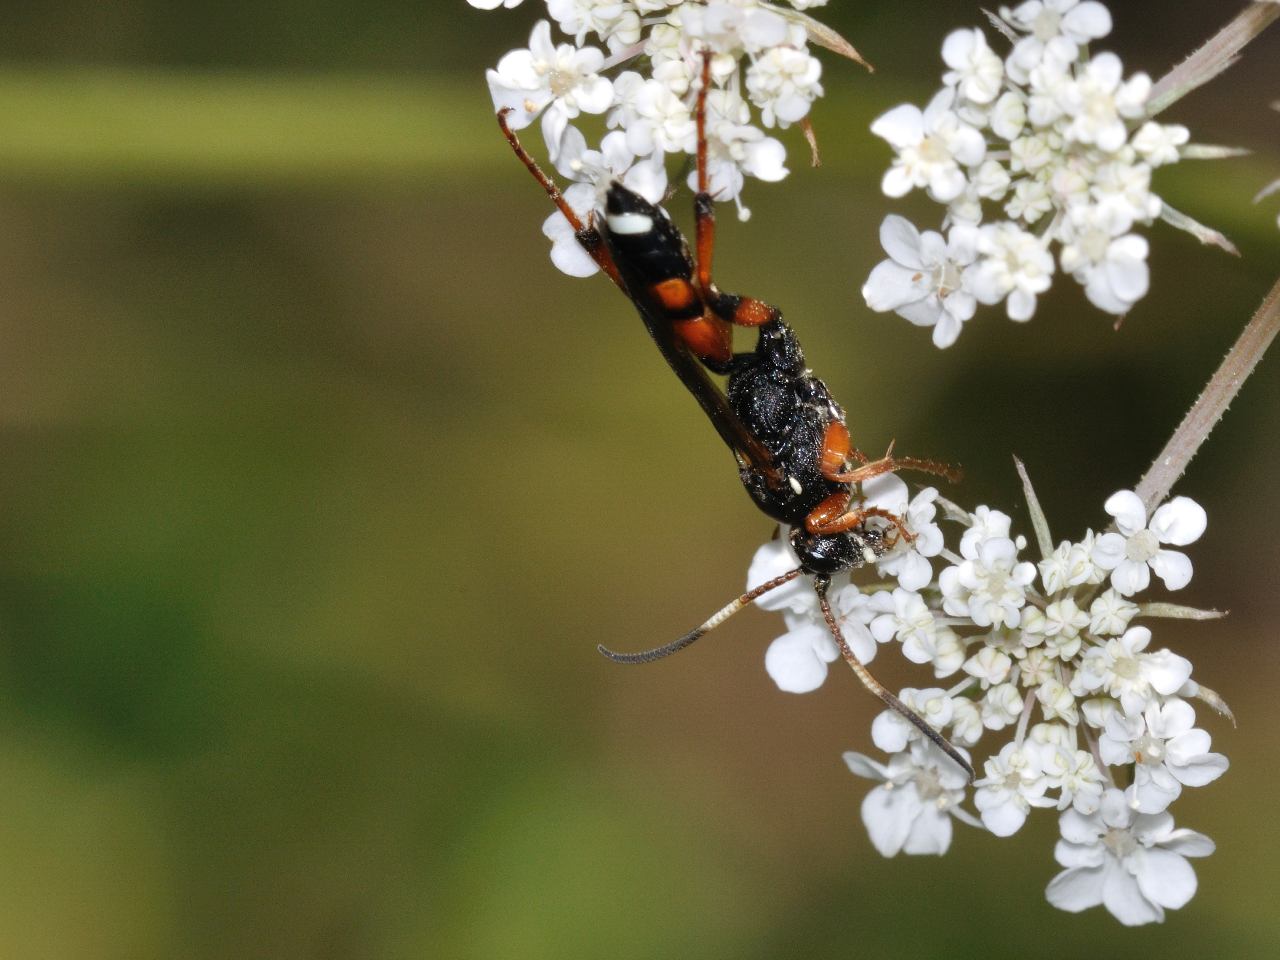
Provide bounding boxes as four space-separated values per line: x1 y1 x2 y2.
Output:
1134 273 1280 513
1147 2 1280 117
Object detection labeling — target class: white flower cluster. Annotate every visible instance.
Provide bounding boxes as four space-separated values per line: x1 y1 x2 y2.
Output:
862 1 1205 347
747 472 1229 925
473 0 842 277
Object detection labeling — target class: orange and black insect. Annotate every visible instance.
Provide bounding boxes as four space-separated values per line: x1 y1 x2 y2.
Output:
499 54 971 778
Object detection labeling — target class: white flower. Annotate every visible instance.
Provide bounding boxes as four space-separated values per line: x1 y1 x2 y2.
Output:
959 506 1015 556
862 216 978 348
1091 491 1207 595
871 688 954 753
1056 52 1149 152
942 28 1004 105
1098 699 1228 814
1088 588 1138 636
486 20 614 149
860 474 947 588
692 88 789 217
1038 743 1105 814
1022 597 1089 660
746 535 819 615
610 72 697 158
963 646 1013 687
541 183 601 277
1036 677 1079 724
1058 208 1150 315
1073 625 1193 716
982 682 1024 729
553 126 668 207
1002 1 1112 84
1131 122 1190 167
974 741 1054 836
940 535 1037 629
1046 788 1214 925
681 2 789 56
745 44 823 128
548 0 641 52
967 222 1055 321
872 89 986 203
845 741 978 856
869 588 936 657
468 0 525 8
765 582 876 693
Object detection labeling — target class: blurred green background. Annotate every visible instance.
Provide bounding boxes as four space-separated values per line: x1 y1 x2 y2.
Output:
0 2 1276 958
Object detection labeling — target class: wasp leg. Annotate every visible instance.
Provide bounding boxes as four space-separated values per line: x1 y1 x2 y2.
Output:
688 50 782 331
819 424 963 485
804 490 914 544
815 580 974 782
497 109 625 290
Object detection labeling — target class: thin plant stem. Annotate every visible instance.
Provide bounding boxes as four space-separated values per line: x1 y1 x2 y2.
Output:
1135 274 1280 513
1148 2 1280 116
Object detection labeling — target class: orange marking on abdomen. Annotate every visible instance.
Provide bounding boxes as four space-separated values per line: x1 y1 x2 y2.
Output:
652 278 698 313
820 421 852 478
673 314 733 365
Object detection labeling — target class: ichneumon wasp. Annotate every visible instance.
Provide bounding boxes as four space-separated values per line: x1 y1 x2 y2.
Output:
498 53 972 780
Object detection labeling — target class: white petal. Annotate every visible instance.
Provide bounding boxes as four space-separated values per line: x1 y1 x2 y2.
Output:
897 297 945 327
1159 828 1215 858
879 215 926 268
863 261 929 312
862 785 917 856
871 712 910 753
1134 848 1197 909
1110 558 1150 596
1105 236 1150 300
1055 839 1105 869
927 165 966 203
870 104 924 148
1046 865 1106 912
903 807 953 855
1090 532 1126 571
894 552 934 592
881 166 915 198
1063 2 1113 41
574 75 615 115
1161 722 1206 756
980 798 1029 837
1059 809 1102 846
1150 699 1196 739
1005 287 1037 321
1144 650 1193 696
1101 859 1163 925
1149 497 1207 546
1149 549 1193 590
765 630 830 693
547 227 601 277
743 138 789 182
1169 752 1228 788
843 751 891 781
746 539 810 613
1104 490 1147 535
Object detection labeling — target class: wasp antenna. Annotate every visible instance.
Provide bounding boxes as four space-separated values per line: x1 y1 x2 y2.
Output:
598 568 803 664
814 581 975 782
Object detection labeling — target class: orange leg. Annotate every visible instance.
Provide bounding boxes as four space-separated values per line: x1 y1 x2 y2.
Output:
497 108 624 290
690 51 782 331
805 490 914 545
819 423 963 485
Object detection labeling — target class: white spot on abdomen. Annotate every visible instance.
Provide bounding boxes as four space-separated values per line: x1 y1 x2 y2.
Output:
789 477 803 495
607 212 653 235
